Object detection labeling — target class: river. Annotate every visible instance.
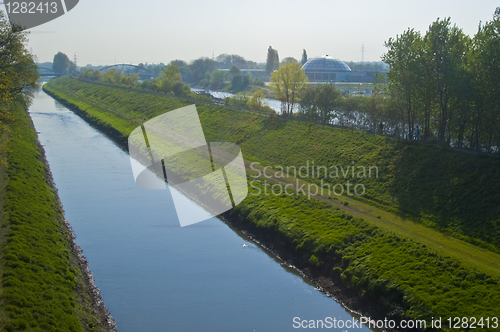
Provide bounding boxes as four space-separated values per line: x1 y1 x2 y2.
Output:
29 88 373 332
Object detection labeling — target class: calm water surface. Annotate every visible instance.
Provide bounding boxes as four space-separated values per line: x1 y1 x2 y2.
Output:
29 88 373 332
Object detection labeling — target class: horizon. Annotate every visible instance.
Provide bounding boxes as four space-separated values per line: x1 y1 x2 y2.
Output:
6 0 498 66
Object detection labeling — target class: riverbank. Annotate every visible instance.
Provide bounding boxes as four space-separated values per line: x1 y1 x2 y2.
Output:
0 100 116 331
42 78 392 329
43 77 500 331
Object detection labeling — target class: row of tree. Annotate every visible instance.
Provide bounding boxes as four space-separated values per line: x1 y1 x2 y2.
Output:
382 9 500 151
79 66 193 98
266 47 308 73
266 11 500 152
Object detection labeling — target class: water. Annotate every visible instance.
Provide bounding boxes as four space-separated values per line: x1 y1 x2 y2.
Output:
191 88 287 113
29 88 373 332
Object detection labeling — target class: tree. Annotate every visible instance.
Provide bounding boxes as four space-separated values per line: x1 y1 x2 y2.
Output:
382 28 422 139
266 46 279 73
0 11 39 110
299 84 340 124
216 54 248 69
52 52 75 74
102 68 123 84
229 65 241 78
270 62 308 115
301 49 308 65
315 84 341 124
169 59 187 68
155 65 183 94
281 57 298 65
231 74 243 91
247 89 267 110
189 57 216 85
469 9 500 151
210 70 226 90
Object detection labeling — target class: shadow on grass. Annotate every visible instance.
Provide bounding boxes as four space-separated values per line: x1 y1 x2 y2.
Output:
390 140 500 252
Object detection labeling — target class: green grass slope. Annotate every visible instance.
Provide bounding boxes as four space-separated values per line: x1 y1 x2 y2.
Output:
44 76 500 330
0 101 110 331
46 76 500 252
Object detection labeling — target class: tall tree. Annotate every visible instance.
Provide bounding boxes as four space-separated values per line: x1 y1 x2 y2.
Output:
301 49 308 65
266 46 279 73
382 28 422 139
469 8 500 151
52 52 74 74
424 18 453 143
269 62 308 115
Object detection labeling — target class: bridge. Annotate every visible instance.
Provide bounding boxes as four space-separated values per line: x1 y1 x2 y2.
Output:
37 66 61 77
99 64 154 79
37 63 154 79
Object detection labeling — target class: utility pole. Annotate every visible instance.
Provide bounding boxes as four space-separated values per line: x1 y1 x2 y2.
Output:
361 44 365 63
74 52 77 68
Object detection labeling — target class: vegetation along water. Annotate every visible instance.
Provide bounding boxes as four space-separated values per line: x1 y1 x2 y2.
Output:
43 75 500 331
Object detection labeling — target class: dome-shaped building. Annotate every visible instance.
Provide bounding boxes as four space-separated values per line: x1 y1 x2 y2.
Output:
302 55 352 82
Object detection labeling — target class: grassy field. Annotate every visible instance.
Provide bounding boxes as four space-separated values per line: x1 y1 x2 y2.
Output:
44 76 500 330
0 101 110 331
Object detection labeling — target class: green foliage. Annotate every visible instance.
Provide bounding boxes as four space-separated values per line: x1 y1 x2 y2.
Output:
45 77 500 252
382 10 500 151
246 89 267 110
44 77 500 329
210 70 226 90
234 181 500 328
266 46 279 73
0 12 39 111
52 52 75 74
79 67 193 98
300 84 341 124
269 62 308 115
301 49 307 65
0 102 101 331
281 57 298 65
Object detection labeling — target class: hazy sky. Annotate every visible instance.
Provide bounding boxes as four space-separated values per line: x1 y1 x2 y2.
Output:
12 0 500 66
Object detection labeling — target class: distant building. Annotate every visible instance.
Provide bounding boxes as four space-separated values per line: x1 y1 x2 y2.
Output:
302 55 379 83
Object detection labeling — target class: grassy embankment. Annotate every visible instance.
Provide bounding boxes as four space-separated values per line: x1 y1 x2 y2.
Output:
0 101 111 331
44 76 500 330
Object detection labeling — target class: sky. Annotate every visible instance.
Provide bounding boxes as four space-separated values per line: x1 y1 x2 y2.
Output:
7 0 499 66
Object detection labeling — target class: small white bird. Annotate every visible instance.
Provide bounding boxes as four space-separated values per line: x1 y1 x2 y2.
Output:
242 244 248 247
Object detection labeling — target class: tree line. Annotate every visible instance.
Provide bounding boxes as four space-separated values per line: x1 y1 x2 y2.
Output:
381 9 500 151
268 10 500 153
79 66 193 98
